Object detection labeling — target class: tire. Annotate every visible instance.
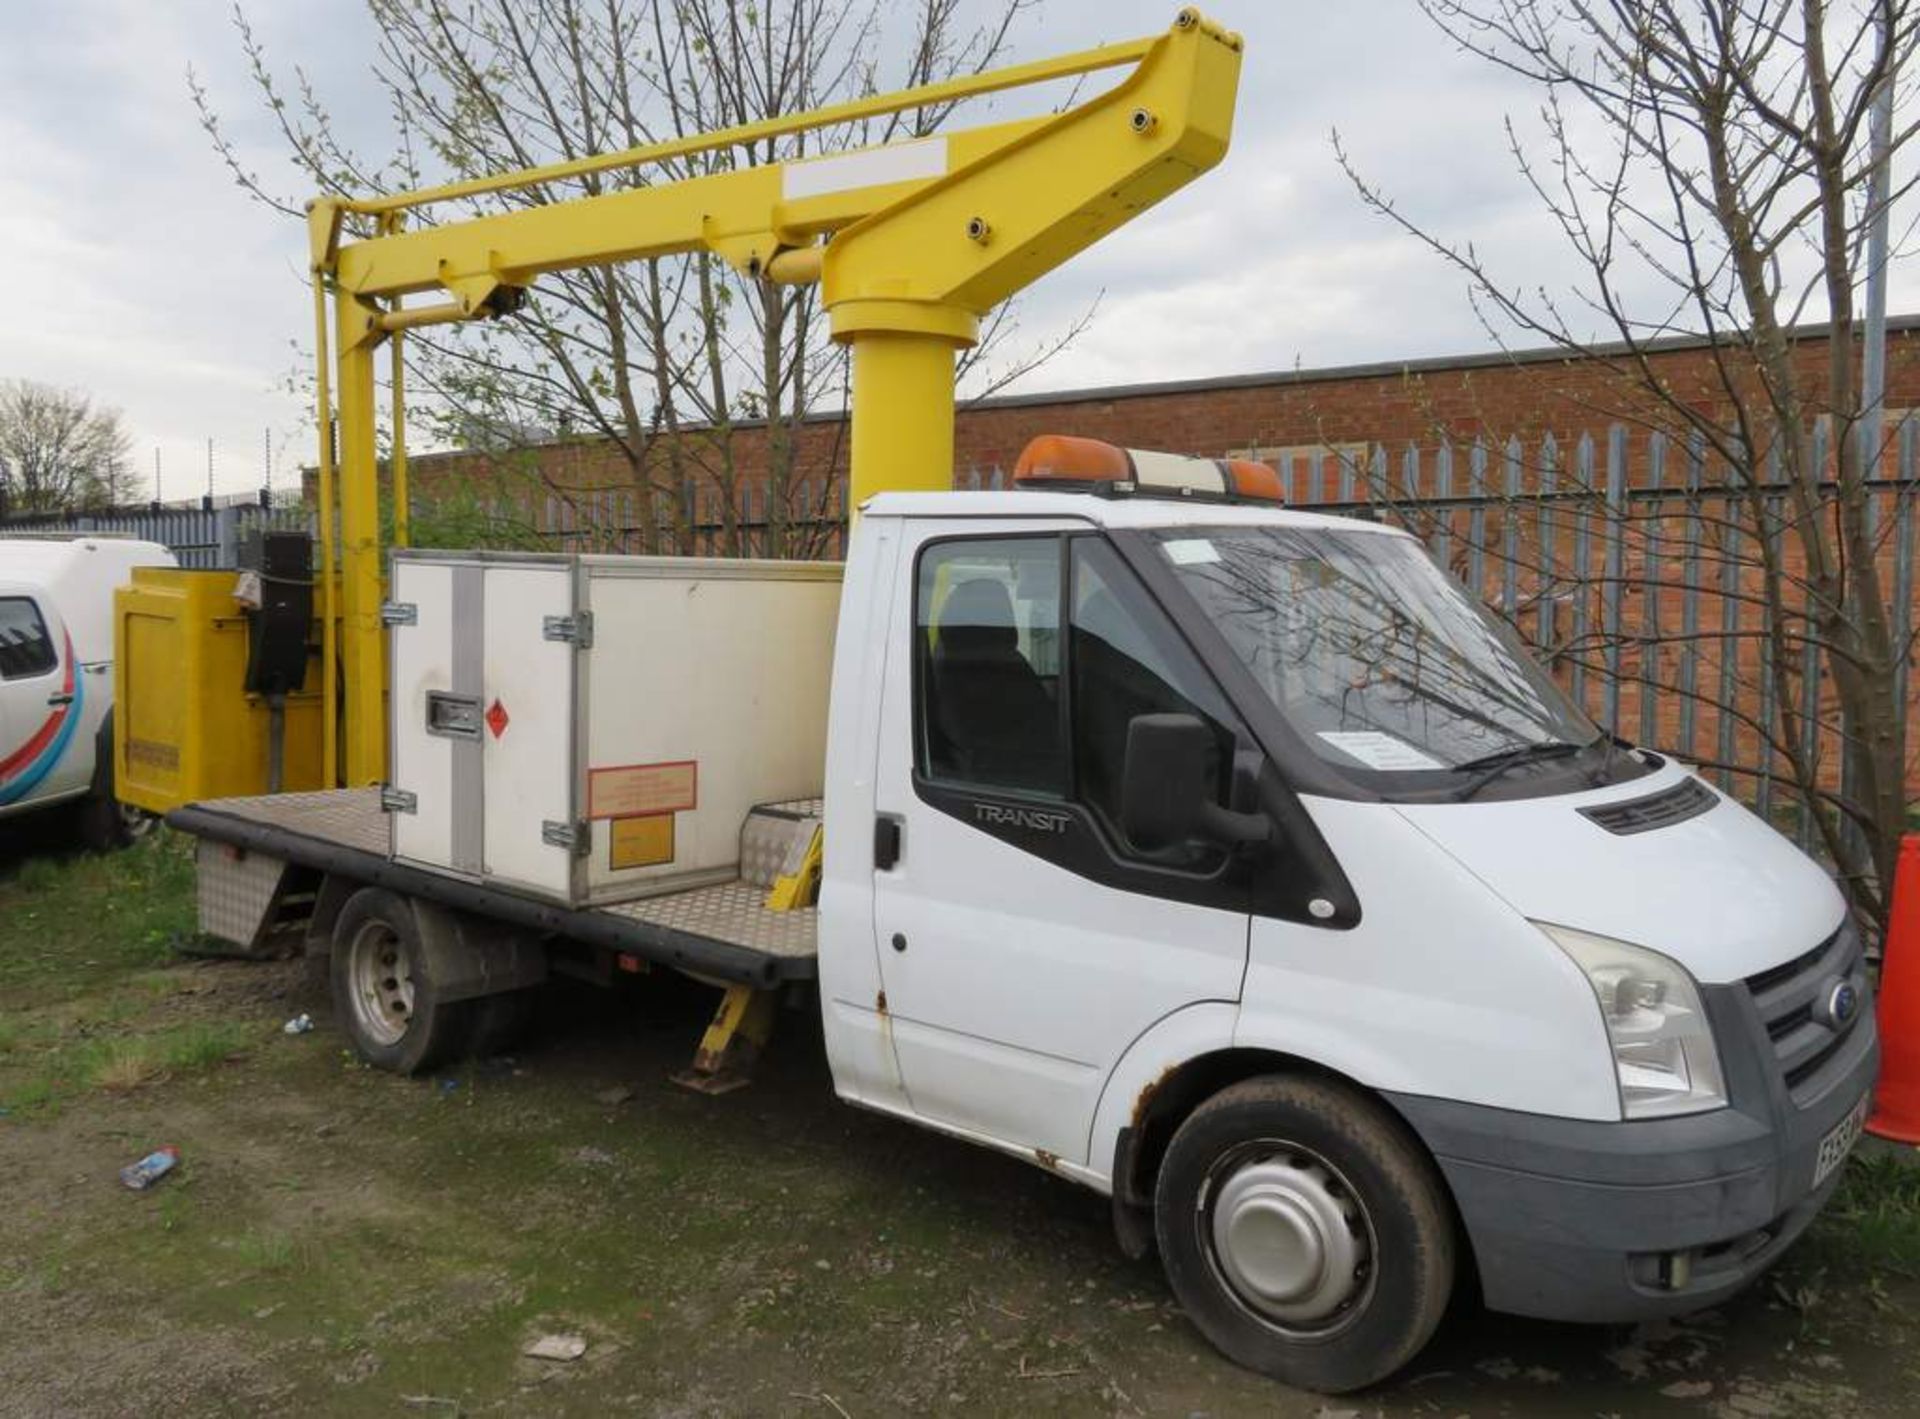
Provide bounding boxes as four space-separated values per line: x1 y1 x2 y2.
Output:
76 711 153 852
1153 1074 1455 1394
468 988 539 1058
329 888 478 1075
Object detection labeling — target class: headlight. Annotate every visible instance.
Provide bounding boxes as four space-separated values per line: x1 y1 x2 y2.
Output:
1536 923 1727 1120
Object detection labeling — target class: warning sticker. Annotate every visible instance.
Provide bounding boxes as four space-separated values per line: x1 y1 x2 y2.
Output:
609 814 676 870
589 760 697 820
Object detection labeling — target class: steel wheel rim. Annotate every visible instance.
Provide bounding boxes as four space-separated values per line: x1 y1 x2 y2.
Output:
1197 1139 1378 1337
346 919 414 1047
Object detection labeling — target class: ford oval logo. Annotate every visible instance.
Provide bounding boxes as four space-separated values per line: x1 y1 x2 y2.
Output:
1825 980 1860 1028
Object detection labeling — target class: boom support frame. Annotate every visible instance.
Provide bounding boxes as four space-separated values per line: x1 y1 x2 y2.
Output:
306 7 1242 786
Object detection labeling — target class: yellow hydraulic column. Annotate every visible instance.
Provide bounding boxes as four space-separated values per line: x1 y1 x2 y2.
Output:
390 328 411 549
848 335 960 505
310 275 340 787
334 292 388 786
840 301 977 506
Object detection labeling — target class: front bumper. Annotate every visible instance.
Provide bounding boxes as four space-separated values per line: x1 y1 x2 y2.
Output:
1386 985 1878 1324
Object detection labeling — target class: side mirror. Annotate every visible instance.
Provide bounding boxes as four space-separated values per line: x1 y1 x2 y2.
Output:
1120 713 1270 851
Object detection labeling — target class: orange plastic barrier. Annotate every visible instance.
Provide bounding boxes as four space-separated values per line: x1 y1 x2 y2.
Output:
1867 835 1920 1144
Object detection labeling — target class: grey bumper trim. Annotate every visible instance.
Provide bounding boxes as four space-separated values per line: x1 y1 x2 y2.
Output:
1384 1006 1878 1324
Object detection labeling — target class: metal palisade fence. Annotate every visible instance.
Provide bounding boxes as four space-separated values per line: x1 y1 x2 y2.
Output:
0 502 312 569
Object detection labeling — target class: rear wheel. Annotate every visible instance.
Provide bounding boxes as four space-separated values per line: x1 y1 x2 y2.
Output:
1154 1074 1455 1394
468 988 539 1058
330 888 476 1075
76 711 152 851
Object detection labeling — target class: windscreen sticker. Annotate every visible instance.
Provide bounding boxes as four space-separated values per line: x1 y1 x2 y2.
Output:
1162 537 1221 566
1316 730 1445 772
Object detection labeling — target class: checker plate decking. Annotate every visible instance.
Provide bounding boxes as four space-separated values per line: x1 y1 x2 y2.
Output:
178 788 816 963
603 882 816 959
198 788 389 854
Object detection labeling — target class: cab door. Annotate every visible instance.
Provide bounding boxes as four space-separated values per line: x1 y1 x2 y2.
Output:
868 522 1252 1166
0 591 85 810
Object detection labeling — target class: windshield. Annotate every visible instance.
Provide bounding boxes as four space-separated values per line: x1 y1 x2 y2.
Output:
1151 525 1604 787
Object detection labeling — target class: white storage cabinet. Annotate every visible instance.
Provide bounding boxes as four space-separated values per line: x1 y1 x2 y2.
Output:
385 550 841 906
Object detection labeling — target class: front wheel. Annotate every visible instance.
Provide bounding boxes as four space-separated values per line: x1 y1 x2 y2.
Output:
1154 1074 1455 1394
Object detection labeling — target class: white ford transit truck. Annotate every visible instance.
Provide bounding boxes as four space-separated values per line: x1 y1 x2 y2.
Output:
170 440 1878 1393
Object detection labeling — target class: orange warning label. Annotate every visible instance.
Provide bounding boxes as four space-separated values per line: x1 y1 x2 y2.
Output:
588 760 697 820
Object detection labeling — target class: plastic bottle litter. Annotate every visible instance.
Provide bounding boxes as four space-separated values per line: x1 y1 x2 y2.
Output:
120 1146 181 1191
282 1013 314 1035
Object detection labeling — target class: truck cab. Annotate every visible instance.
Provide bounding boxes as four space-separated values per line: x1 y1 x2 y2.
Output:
0 536 175 845
816 441 1877 1390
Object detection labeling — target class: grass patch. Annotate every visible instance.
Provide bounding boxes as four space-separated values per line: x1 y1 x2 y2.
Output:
159 1022 249 1072
73 1023 250 1095
0 830 198 1009
84 1038 164 1092
1814 1151 1920 1276
228 1230 298 1273
1 1074 56 1115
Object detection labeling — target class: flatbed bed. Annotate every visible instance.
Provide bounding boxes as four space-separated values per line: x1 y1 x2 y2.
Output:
167 788 818 988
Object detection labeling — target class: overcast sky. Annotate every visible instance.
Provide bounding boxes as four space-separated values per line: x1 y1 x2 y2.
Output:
1 1 1912 498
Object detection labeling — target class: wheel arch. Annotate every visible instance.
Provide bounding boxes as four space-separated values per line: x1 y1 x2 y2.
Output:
1110 1044 1434 1209
1104 1040 1480 1302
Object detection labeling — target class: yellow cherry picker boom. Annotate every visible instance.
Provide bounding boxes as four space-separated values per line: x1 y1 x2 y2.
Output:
115 7 1242 804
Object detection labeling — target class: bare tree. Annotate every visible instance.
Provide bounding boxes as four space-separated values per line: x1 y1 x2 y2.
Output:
0 380 136 516
192 0 1081 558
1336 1 1920 929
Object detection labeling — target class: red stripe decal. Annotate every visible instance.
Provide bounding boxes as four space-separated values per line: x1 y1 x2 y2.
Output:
0 632 75 782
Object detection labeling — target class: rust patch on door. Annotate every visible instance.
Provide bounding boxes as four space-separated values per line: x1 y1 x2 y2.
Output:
1033 1148 1061 1173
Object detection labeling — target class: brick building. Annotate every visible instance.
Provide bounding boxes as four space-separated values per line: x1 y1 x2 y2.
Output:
400 317 1920 519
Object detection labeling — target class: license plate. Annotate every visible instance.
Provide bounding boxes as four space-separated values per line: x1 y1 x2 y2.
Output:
1813 1092 1871 1188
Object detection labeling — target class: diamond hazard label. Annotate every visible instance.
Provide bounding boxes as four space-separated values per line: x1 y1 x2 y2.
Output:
485 698 510 739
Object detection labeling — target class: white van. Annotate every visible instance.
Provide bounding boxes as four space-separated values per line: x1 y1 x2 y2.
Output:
0 536 175 846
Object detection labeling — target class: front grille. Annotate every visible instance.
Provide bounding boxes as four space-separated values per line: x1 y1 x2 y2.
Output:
1743 923 1866 1104
1578 777 1718 835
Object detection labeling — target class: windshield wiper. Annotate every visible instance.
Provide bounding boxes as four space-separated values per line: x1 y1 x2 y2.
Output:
1451 739 1589 801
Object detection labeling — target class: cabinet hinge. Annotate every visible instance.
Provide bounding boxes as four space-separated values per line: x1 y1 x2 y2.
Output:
379 785 418 814
542 819 590 856
380 601 418 627
542 611 593 648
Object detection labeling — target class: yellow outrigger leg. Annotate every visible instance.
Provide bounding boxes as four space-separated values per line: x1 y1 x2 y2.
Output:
675 985 782 1096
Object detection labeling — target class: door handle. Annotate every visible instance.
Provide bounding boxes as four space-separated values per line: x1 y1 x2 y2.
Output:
874 815 902 871
46 692 74 706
